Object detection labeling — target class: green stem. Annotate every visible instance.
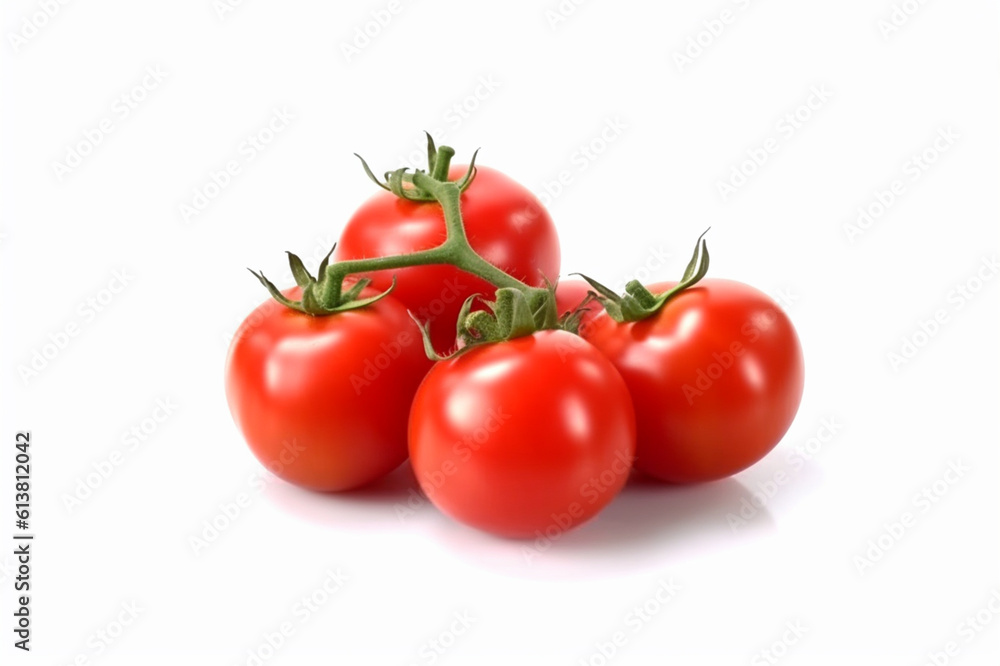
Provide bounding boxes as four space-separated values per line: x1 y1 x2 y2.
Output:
429 146 454 181
321 245 450 307
320 169 548 309
417 175 531 291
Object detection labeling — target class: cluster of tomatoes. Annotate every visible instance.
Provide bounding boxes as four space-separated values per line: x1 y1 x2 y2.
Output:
225 142 804 539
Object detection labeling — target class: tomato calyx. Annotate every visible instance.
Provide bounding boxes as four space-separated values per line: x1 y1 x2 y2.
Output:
557 291 600 334
411 287 559 361
313 140 550 325
355 132 479 203
249 136 553 343
576 229 711 323
248 244 396 315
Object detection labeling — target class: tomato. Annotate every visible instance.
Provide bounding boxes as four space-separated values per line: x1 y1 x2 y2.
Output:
225 287 432 492
555 279 602 332
408 330 636 538
583 279 804 483
335 166 560 352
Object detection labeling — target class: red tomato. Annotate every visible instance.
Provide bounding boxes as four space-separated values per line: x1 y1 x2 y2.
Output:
335 166 560 352
554 279 602 332
584 279 804 483
408 330 636 538
225 287 432 492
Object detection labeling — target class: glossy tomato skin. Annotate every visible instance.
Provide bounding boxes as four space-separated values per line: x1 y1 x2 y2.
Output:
584 279 804 484
334 166 560 353
408 330 636 538
225 287 432 492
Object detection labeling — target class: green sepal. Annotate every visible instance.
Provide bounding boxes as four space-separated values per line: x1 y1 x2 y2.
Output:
300 283 322 312
248 269 305 313
355 133 479 202
453 148 479 193
249 246 396 316
340 277 372 303
316 243 336 279
424 131 438 174
491 288 537 340
575 229 711 323
557 291 598 335
387 167 429 202
456 294 490 347
573 273 625 321
325 277 396 313
408 312 450 363
411 287 557 361
462 310 499 344
286 251 314 288
531 274 560 331
354 154 390 191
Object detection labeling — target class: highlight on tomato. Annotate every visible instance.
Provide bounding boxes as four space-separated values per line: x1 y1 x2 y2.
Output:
407 290 636 538
225 250 432 492
223 135 808 542
579 235 804 483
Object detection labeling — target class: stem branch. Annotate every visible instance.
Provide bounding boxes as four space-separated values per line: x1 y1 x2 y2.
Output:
321 165 548 309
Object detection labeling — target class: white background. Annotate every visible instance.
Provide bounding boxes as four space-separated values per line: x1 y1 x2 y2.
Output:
2 0 998 664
